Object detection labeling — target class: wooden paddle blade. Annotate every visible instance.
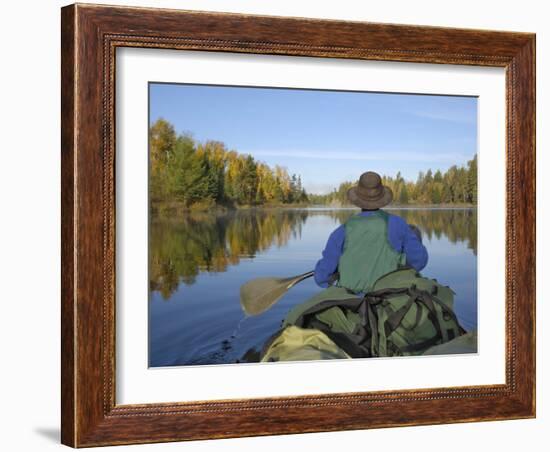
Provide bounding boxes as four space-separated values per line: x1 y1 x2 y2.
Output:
240 272 314 316
240 277 293 316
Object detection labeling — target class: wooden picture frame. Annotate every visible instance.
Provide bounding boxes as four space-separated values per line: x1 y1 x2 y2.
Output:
61 3 535 447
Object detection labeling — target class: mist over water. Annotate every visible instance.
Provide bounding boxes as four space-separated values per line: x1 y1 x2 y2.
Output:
149 208 477 367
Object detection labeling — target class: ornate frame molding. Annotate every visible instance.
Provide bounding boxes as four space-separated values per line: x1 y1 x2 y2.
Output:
61 4 535 447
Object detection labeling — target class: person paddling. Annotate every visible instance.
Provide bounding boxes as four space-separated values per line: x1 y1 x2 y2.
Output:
282 170 429 331
315 171 428 293
240 171 429 317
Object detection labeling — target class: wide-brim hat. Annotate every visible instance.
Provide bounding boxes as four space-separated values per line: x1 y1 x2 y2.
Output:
347 171 393 209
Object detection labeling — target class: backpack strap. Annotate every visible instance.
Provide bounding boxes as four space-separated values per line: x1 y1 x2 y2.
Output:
400 335 442 353
306 318 371 358
366 301 379 356
429 293 466 335
383 293 416 337
416 289 468 342
414 291 445 341
291 297 365 328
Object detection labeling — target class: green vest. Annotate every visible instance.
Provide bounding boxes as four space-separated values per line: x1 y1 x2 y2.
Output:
337 211 406 293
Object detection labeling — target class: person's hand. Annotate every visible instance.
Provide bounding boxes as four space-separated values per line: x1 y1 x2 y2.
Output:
328 272 340 285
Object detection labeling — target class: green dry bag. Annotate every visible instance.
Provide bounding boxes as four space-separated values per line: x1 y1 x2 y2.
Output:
266 268 466 360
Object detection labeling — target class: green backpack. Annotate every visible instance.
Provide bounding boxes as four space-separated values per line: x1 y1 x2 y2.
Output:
264 268 465 360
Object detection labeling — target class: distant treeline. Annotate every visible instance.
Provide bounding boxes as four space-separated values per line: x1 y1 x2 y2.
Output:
150 119 308 210
150 118 477 211
309 155 477 206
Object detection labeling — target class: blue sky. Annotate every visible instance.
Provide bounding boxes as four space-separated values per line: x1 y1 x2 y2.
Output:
149 83 477 195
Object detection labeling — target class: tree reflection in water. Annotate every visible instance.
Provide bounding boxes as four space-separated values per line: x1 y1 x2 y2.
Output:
149 208 477 300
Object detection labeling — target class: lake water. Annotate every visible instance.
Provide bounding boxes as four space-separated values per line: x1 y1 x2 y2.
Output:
149 208 477 367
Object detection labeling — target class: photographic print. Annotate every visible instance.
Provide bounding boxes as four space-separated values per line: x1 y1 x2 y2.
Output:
148 83 478 367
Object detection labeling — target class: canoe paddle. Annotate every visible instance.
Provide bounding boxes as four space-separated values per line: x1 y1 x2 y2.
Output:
240 271 314 316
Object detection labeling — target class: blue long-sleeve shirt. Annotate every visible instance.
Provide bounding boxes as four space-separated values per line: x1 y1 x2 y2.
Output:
314 211 428 288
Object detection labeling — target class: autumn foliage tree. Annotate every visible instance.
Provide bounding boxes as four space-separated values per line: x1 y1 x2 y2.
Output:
150 118 309 209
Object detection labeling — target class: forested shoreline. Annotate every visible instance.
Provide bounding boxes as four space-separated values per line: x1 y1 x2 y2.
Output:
150 119 308 214
150 118 477 214
309 155 477 206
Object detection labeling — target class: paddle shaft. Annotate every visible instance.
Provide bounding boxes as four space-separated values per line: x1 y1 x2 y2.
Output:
286 271 315 289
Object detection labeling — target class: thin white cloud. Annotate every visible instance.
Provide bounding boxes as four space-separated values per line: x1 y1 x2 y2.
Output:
407 109 477 124
248 149 470 162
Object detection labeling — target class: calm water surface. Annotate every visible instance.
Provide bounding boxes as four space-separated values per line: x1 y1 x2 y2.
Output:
149 208 477 367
